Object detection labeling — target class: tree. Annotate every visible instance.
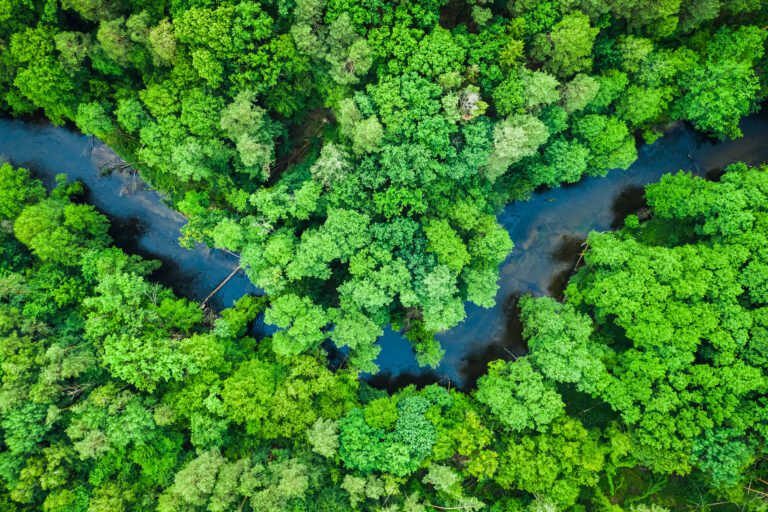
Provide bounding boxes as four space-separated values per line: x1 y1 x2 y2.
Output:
492 74 525 117
565 164 768 479
351 116 384 155
75 102 115 137
676 26 766 139
475 358 565 432
96 17 136 68
572 114 637 174
54 31 92 73
308 418 340 458
418 265 466 332
521 69 561 111
677 62 760 139
608 0 682 38
311 143 352 189
561 73 600 113
528 138 590 186
326 13 374 85
220 358 280 435
180 88 224 137
220 90 278 178
60 0 122 21
531 13 599 78
13 58 76 125
286 208 371 280
424 219 470 275
587 71 628 113
14 197 110 265
339 395 437 477
265 294 328 356
115 98 149 133
616 36 655 74
520 296 607 394
616 85 673 129
148 19 176 66
83 268 201 391
222 354 354 439
0 164 45 220
330 308 383 373
66 383 156 460
495 417 605 507
1 2 768 509
484 114 549 182
157 450 229 510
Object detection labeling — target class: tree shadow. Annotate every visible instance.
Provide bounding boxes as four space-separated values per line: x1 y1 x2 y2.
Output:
610 184 646 229
456 294 527 390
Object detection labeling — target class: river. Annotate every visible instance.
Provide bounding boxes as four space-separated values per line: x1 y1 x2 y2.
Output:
2 113 767 389
0 118 261 312
370 111 768 390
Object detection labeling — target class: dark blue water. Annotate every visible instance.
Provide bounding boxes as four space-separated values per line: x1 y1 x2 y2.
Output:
2 113 767 389
369 112 768 390
0 118 260 311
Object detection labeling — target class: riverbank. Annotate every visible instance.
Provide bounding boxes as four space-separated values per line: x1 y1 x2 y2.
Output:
370 109 768 390
0 118 260 311
4 112 768 390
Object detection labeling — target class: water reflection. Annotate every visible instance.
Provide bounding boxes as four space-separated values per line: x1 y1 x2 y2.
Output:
3 112 768 390
609 185 646 229
0 118 261 311
372 110 768 390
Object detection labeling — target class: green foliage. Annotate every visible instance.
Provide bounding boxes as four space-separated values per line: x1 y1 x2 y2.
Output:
0 164 45 220
495 417 605 507
485 114 549 182
265 293 328 356
520 296 607 394
675 26 766 138
475 358 565 432
307 418 340 458
14 196 111 265
1 160 767 509
566 164 768 481
222 353 356 439
572 114 637 174
424 219 470 275
1 0 763 377
561 73 600 114
1 0 768 509
531 13 599 78
339 394 437 476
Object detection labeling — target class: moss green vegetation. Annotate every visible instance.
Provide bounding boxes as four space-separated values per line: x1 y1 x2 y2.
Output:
2 0 767 367
2 165 768 510
2 0 768 509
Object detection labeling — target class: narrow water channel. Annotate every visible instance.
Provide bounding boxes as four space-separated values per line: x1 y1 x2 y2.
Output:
370 111 768 390
0 118 260 311
2 113 767 389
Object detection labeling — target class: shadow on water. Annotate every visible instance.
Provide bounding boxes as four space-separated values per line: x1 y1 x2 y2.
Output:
610 185 646 229
706 167 726 181
456 294 527 389
370 109 768 390
0 119 261 311
547 235 585 298
366 370 445 394
108 216 148 249
4 111 768 390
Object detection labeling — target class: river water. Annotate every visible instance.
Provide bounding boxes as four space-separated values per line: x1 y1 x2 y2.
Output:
0 118 260 311
2 113 767 389
370 111 768 390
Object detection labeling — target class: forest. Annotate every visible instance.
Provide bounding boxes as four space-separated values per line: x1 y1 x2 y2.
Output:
1 0 768 510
